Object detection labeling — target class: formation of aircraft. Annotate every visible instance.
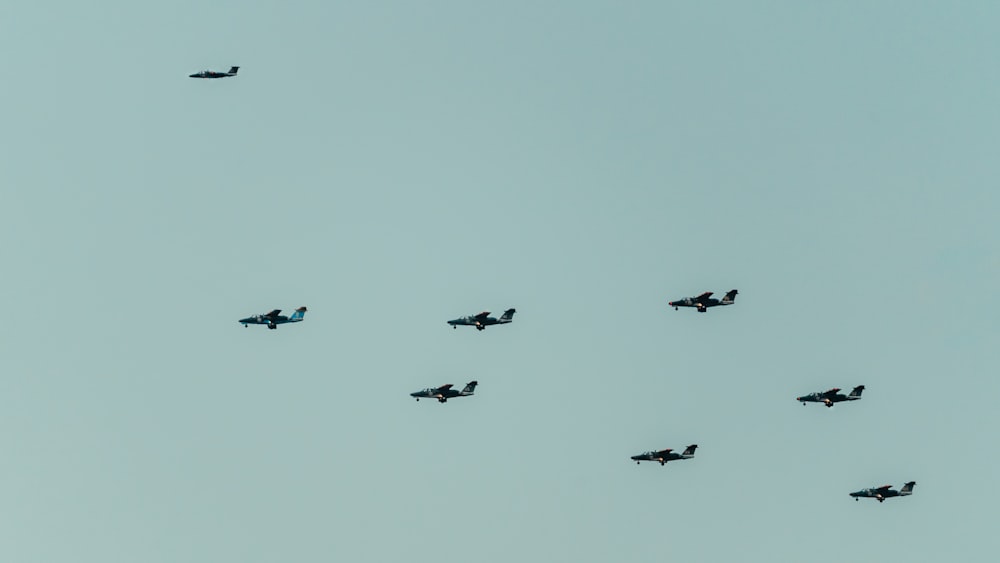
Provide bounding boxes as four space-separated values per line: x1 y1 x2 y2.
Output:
850 482 916 503
447 308 516 331
228 288 911 500
189 66 240 79
668 290 738 312
410 381 478 403
630 444 697 466
238 307 307 329
797 385 865 407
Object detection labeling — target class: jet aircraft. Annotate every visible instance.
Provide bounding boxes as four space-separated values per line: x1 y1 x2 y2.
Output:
447 308 516 331
850 482 916 503
630 444 698 466
410 381 478 403
189 66 240 79
797 385 865 408
238 307 307 329
668 290 738 312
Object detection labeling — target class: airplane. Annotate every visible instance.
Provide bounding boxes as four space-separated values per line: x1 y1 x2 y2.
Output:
797 385 865 408
668 290 738 312
189 66 240 79
850 481 916 503
447 308 516 331
630 444 697 466
410 381 478 403
238 307 307 329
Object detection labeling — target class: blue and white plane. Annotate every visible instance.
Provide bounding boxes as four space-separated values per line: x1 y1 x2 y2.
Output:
797 386 865 408
631 444 698 466
190 66 239 79
410 381 478 403
238 307 307 330
668 290 738 313
850 482 916 503
447 309 516 331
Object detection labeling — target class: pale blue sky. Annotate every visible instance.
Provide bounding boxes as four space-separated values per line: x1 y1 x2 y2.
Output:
2 2 998 562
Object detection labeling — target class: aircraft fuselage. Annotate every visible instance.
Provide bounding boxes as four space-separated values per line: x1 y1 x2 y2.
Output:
668 291 737 312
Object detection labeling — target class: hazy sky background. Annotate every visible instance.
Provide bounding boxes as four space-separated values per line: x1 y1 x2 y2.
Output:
2 2 998 562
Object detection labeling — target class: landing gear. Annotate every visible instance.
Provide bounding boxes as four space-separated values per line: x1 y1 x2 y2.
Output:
453 326 457 329
438 398 447 403
697 307 707 313
476 326 485 331
268 322 277 330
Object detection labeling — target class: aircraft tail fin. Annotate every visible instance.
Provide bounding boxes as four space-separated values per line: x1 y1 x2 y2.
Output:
461 381 478 395
228 66 240 75
722 289 738 304
682 444 698 457
849 385 865 398
499 308 516 322
290 306 307 321
900 481 916 496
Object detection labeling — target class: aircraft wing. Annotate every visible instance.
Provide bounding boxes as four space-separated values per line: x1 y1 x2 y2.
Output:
656 449 673 457
435 384 454 393
876 485 893 491
265 309 282 318
823 388 842 396
696 292 713 301
474 311 491 320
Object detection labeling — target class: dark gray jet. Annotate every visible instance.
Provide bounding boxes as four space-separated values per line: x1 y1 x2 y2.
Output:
447 309 516 331
797 385 865 408
668 290 738 312
410 381 478 403
630 444 697 466
238 307 307 329
850 482 916 503
190 66 240 78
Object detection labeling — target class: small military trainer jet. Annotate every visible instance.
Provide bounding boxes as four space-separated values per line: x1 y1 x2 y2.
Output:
797 385 865 408
238 307 307 329
850 482 916 503
189 66 240 79
411 381 478 403
447 309 516 331
631 444 698 466
668 290 738 312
